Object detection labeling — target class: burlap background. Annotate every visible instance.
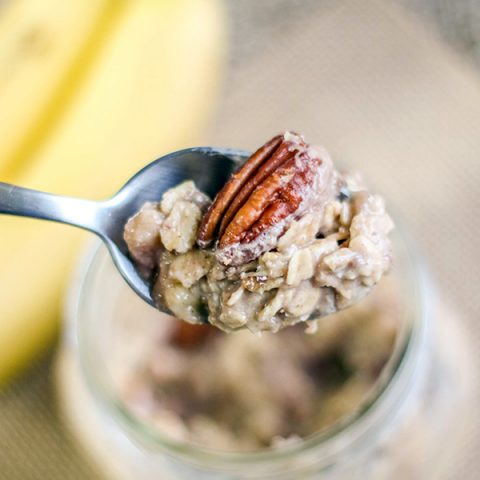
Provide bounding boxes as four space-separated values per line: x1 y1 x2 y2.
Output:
0 1 479 478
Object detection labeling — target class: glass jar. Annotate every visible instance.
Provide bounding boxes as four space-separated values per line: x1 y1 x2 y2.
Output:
56 223 474 480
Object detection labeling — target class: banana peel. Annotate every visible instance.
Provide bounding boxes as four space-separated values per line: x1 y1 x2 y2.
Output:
0 0 226 385
0 0 116 177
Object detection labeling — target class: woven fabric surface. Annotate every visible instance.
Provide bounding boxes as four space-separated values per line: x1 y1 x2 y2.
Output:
209 1 480 477
1 1 479 478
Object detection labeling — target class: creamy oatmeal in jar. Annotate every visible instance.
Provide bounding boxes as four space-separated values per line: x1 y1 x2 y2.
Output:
124 133 394 332
122 281 400 452
57 134 474 480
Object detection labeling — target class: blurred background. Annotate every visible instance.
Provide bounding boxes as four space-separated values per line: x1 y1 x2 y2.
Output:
0 0 479 478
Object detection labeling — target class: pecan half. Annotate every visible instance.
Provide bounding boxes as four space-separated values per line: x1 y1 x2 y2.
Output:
197 134 284 247
197 132 334 265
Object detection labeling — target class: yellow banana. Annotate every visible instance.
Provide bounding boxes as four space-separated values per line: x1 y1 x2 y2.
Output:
0 0 225 384
0 0 120 178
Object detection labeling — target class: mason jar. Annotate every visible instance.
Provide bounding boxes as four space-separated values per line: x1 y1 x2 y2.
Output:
56 221 474 480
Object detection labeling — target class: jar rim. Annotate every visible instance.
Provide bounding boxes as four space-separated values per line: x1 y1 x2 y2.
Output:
68 218 430 467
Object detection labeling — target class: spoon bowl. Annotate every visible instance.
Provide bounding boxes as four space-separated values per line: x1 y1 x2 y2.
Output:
0 147 249 308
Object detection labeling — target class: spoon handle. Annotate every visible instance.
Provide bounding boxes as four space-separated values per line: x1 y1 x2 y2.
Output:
0 182 102 234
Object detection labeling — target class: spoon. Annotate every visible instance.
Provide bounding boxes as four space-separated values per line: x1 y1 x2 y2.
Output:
0 147 248 308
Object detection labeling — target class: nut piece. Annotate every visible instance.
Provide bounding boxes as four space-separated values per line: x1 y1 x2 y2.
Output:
197 132 336 266
218 155 302 248
170 322 217 349
218 139 297 238
197 134 284 247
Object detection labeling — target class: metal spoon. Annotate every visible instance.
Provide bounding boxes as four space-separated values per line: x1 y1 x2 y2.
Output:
0 147 248 308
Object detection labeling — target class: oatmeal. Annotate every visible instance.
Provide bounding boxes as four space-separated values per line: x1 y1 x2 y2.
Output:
124 132 394 332
122 283 400 452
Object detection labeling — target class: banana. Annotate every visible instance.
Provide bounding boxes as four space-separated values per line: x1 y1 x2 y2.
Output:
0 0 119 178
0 0 225 384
